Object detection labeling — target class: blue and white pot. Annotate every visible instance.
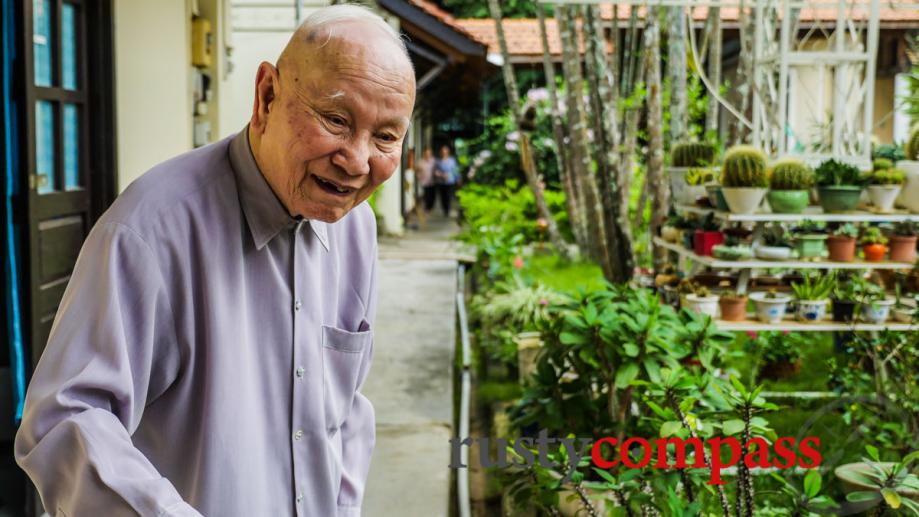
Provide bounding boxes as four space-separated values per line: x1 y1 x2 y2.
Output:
750 292 792 324
861 298 895 323
795 299 829 322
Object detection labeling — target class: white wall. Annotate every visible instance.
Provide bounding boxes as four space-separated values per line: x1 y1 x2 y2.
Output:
114 0 193 192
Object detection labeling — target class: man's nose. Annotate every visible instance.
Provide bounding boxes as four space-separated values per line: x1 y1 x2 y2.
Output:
332 137 371 177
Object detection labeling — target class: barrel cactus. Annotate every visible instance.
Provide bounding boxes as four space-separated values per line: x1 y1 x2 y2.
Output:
671 141 717 168
769 158 814 190
721 146 768 188
872 158 893 171
906 127 919 161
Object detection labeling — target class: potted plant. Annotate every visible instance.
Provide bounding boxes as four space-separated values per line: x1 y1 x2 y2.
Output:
892 283 917 323
749 289 792 324
895 127 919 212
766 157 814 213
835 447 919 514
872 157 893 171
682 167 715 205
791 272 836 322
718 289 748 321
889 221 918 263
661 213 685 244
793 220 827 260
755 224 794 260
861 226 889 262
860 279 895 323
719 145 768 214
831 274 862 322
683 285 720 318
826 223 859 262
815 159 866 213
750 332 803 380
670 141 716 207
693 213 724 256
867 168 906 212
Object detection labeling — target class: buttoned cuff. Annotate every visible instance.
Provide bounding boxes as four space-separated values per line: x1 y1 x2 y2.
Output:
338 504 362 517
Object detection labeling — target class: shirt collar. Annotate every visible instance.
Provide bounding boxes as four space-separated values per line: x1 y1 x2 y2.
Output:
228 127 329 252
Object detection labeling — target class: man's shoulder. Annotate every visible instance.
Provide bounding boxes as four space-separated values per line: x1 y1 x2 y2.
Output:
332 202 377 251
99 136 235 238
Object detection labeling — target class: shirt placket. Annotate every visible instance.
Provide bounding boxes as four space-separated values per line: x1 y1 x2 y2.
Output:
290 219 306 515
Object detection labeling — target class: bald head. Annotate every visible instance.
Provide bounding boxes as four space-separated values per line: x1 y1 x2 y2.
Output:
247 4 416 223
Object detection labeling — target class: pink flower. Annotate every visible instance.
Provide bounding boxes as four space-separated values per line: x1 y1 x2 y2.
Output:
539 298 549 306
745 330 759 340
512 256 525 269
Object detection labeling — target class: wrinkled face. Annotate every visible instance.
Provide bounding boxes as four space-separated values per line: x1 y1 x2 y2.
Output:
439 146 450 159
250 24 415 222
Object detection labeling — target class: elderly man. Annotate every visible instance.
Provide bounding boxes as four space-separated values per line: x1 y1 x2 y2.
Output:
14 5 415 517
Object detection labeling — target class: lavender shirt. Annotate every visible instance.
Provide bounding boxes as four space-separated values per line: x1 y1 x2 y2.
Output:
15 128 378 517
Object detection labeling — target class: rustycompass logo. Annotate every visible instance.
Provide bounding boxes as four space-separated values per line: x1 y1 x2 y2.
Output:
450 429 821 484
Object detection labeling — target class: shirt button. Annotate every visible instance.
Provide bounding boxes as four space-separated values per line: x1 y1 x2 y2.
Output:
295 366 304 378
294 299 302 311
296 492 303 503
294 429 303 441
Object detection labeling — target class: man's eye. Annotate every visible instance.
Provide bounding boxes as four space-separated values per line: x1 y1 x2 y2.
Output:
377 133 398 143
324 114 347 127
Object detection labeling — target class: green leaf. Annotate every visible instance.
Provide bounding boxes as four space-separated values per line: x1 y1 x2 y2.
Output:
804 469 822 498
722 419 745 436
615 363 640 389
560 331 587 345
847 491 881 503
593 467 617 484
902 450 919 469
661 421 683 437
881 488 902 509
643 358 661 383
866 444 880 462
622 343 640 357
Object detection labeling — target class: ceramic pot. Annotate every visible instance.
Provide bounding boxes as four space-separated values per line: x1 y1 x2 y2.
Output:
892 305 915 323
661 225 682 243
794 234 827 259
682 184 707 205
889 235 918 263
754 246 793 260
749 292 791 324
669 167 691 206
684 294 720 318
694 230 724 257
836 462 919 514
826 235 857 262
861 298 895 323
722 187 766 214
766 190 809 213
706 185 729 212
831 299 859 322
718 296 748 321
515 332 543 383
796 299 829 322
867 185 902 212
817 186 862 212
895 161 919 212
863 243 888 262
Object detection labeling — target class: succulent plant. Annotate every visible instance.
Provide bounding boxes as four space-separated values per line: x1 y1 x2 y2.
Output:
906 127 919 161
792 271 837 301
860 226 888 246
869 168 906 185
721 145 768 188
686 167 716 186
832 223 859 238
814 159 867 187
872 158 894 171
893 221 918 237
769 158 814 190
671 141 717 168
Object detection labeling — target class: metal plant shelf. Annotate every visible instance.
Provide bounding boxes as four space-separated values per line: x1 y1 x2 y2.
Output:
652 237 915 270
713 318 917 332
675 204 919 223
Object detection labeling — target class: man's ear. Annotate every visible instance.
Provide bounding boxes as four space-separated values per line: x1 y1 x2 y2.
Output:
250 61 280 134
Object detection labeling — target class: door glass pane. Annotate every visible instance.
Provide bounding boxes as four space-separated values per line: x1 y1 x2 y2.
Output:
63 104 79 189
62 4 77 90
35 101 55 194
33 0 52 87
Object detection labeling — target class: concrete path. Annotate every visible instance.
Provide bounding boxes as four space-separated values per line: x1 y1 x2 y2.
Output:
362 212 466 517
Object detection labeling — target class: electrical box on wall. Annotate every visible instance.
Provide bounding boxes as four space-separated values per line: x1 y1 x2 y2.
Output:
192 16 212 68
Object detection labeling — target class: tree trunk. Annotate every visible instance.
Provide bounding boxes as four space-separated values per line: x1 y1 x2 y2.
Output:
537 5 584 250
487 0 569 257
644 10 669 270
668 5 688 143
706 6 723 139
730 1 755 144
582 4 634 283
556 5 606 267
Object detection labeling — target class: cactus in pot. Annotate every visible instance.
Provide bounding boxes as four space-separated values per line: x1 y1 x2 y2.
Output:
896 127 919 212
672 141 717 168
815 159 866 213
867 168 906 212
767 157 814 213
720 145 768 214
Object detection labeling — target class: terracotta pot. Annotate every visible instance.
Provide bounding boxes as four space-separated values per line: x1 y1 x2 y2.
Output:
863 243 888 262
759 359 801 381
719 296 748 321
889 235 918 263
826 235 857 262
694 230 724 256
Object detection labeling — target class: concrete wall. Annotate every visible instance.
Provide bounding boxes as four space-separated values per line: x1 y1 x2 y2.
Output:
114 0 193 192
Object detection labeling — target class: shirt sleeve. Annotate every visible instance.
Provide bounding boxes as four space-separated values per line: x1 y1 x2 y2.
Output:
336 237 379 517
14 222 200 517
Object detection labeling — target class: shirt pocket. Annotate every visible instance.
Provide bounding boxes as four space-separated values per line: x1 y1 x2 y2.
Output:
321 321 372 431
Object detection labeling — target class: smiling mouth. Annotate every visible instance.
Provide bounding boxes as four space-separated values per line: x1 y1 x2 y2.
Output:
312 175 357 197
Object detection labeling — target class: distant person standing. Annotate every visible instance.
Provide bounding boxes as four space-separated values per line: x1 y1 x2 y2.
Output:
417 148 437 212
434 145 459 216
